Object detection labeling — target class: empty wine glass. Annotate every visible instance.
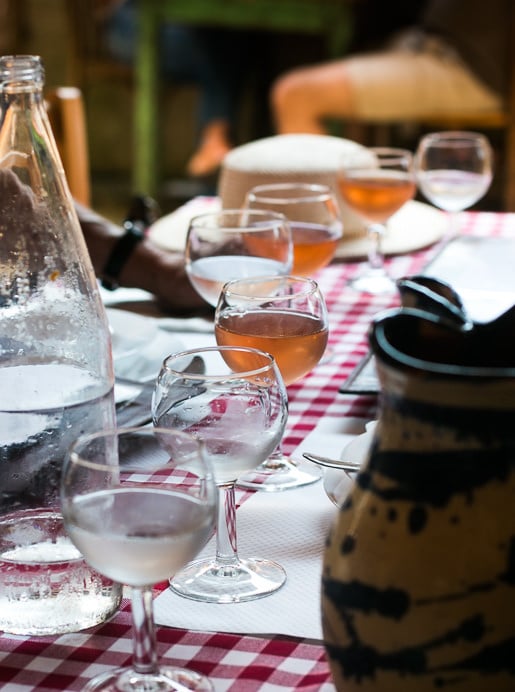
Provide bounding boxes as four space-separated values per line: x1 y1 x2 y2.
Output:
415 130 493 236
215 275 329 491
244 182 343 276
61 426 218 692
338 146 416 294
185 209 293 307
152 346 288 602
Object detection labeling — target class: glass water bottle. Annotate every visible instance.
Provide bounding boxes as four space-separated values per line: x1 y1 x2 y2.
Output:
0 55 122 635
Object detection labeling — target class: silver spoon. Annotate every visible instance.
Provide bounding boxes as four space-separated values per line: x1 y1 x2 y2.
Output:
302 452 361 472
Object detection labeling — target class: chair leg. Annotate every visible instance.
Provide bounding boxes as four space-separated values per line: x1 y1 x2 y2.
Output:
46 86 91 207
504 123 515 211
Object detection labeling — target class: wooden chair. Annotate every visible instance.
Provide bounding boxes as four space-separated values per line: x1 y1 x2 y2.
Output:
63 0 132 91
0 0 29 54
46 87 91 207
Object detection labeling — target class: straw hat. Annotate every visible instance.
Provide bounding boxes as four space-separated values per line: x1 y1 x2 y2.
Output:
218 133 368 237
148 133 447 259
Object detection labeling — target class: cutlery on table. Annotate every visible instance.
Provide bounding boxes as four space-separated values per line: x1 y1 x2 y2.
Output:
302 452 361 472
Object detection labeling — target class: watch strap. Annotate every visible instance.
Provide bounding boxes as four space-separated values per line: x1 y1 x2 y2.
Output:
101 220 145 291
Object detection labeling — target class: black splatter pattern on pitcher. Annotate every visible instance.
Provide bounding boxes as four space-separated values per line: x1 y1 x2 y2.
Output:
322 390 515 690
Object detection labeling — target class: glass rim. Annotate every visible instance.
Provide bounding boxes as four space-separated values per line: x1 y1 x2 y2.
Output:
340 146 414 170
246 182 335 204
162 345 278 379
188 208 289 230
360 147 414 164
67 426 205 473
220 274 319 299
366 146 413 155
419 130 491 145
0 54 44 86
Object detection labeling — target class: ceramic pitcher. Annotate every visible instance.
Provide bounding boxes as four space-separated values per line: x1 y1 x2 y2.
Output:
322 291 515 691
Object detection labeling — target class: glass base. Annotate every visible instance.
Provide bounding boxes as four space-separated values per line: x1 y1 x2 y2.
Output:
170 556 286 603
83 664 213 691
349 269 396 295
236 455 322 492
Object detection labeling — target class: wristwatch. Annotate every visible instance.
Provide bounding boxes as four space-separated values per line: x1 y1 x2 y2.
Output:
101 219 145 291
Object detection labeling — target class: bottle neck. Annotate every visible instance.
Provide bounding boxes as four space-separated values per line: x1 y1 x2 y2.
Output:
0 55 44 95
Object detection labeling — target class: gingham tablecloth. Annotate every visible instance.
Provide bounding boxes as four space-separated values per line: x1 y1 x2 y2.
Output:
1 211 514 691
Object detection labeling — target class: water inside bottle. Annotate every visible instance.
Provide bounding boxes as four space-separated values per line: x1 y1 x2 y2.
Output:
0 363 121 635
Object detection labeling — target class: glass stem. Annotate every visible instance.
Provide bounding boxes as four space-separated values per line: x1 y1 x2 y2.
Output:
215 484 239 567
367 223 386 271
448 211 460 238
262 398 291 470
264 443 295 469
131 586 158 675
266 444 285 468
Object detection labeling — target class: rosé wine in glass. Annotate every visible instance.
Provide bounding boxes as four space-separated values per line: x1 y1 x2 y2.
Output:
338 147 416 294
338 171 415 225
244 183 343 277
215 310 327 386
215 275 329 491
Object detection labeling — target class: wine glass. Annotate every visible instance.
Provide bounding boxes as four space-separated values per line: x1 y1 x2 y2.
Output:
61 426 218 692
184 209 293 307
415 130 493 236
214 275 329 491
152 346 288 602
244 182 343 276
338 146 416 294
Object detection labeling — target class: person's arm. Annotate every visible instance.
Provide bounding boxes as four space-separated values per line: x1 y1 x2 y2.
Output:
75 202 210 315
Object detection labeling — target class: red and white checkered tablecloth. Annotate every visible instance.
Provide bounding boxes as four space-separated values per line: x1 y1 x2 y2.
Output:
1 211 514 691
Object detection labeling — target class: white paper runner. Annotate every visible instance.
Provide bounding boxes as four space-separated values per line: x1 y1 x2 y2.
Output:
423 235 515 322
106 296 369 641
153 416 370 640
154 480 337 640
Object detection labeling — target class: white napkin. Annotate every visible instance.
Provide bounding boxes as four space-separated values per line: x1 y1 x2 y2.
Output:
154 480 336 640
108 307 216 387
424 235 515 322
153 415 370 640
114 328 185 383
291 415 369 464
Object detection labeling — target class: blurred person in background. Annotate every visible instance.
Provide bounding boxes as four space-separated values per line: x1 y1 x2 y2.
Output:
271 0 509 136
95 0 257 178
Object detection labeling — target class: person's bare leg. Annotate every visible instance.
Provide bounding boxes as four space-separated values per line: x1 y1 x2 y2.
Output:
270 61 356 134
186 119 232 177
